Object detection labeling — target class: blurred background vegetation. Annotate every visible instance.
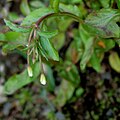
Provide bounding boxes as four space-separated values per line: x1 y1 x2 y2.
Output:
0 0 120 120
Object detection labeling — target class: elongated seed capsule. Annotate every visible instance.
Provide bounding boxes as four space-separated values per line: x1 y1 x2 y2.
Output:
40 73 46 85
27 66 33 77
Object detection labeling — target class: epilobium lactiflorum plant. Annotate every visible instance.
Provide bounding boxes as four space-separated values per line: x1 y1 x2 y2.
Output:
1 0 120 95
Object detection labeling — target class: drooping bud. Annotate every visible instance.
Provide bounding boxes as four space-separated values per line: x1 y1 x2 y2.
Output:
40 73 46 85
27 66 33 77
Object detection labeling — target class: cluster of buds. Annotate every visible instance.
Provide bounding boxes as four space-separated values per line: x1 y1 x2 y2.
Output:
27 26 47 85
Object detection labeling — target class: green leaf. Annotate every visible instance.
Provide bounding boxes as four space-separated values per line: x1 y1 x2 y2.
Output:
80 39 94 71
50 0 54 7
109 52 120 73
44 64 55 91
4 19 30 32
8 12 19 22
51 32 65 50
84 21 120 38
37 30 58 38
75 88 84 97
50 0 60 13
2 44 20 53
2 32 28 53
66 29 83 63
54 80 75 107
99 0 110 8
90 51 101 72
4 63 40 95
84 9 120 38
58 61 80 85
0 33 6 41
59 3 80 16
39 37 59 61
20 0 31 16
96 39 115 52
79 25 94 71
21 8 54 26
116 0 120 9
30 1 45 9
85 9 119 26
0 33 7 45
53 0 60 13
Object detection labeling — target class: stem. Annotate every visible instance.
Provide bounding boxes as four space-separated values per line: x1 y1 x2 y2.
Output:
27 29 34 66
39 55 44 74
36 12 83 27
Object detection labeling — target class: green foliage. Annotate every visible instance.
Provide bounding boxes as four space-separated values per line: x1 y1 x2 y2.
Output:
1 0 120 119
1 0 120 107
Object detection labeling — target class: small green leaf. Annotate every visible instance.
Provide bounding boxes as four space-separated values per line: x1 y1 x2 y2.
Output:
75 88 84 97
116 0 120 9
58 61 80 85
54 80 75 107
99 0 110 8
109 52 120 73
51 32 65 50
2 44 20 54
80 39 94 71
39 37 59 61
2 32 28 53
79 25 94 71
30 1 45 9
37 30 58 38
44 64 55 91
90 51 101 72
20 0 31 16
53 0 60 13
59 3 80 16
0 33 6 44
66 29 83 63
96 39 115 52
21 8 54 26
4 19 30 32
4 63 40 95
8 12 19 22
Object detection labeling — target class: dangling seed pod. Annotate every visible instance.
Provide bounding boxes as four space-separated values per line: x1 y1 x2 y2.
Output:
27 66 33 77
40 73 46 85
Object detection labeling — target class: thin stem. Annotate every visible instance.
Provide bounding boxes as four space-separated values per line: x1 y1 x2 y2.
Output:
27 29 34 66
39 55 44 74
36 12 83 27
32 30 37 64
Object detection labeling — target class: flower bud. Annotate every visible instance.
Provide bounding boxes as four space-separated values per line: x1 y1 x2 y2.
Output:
27 66 33 77
40 73 46 85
